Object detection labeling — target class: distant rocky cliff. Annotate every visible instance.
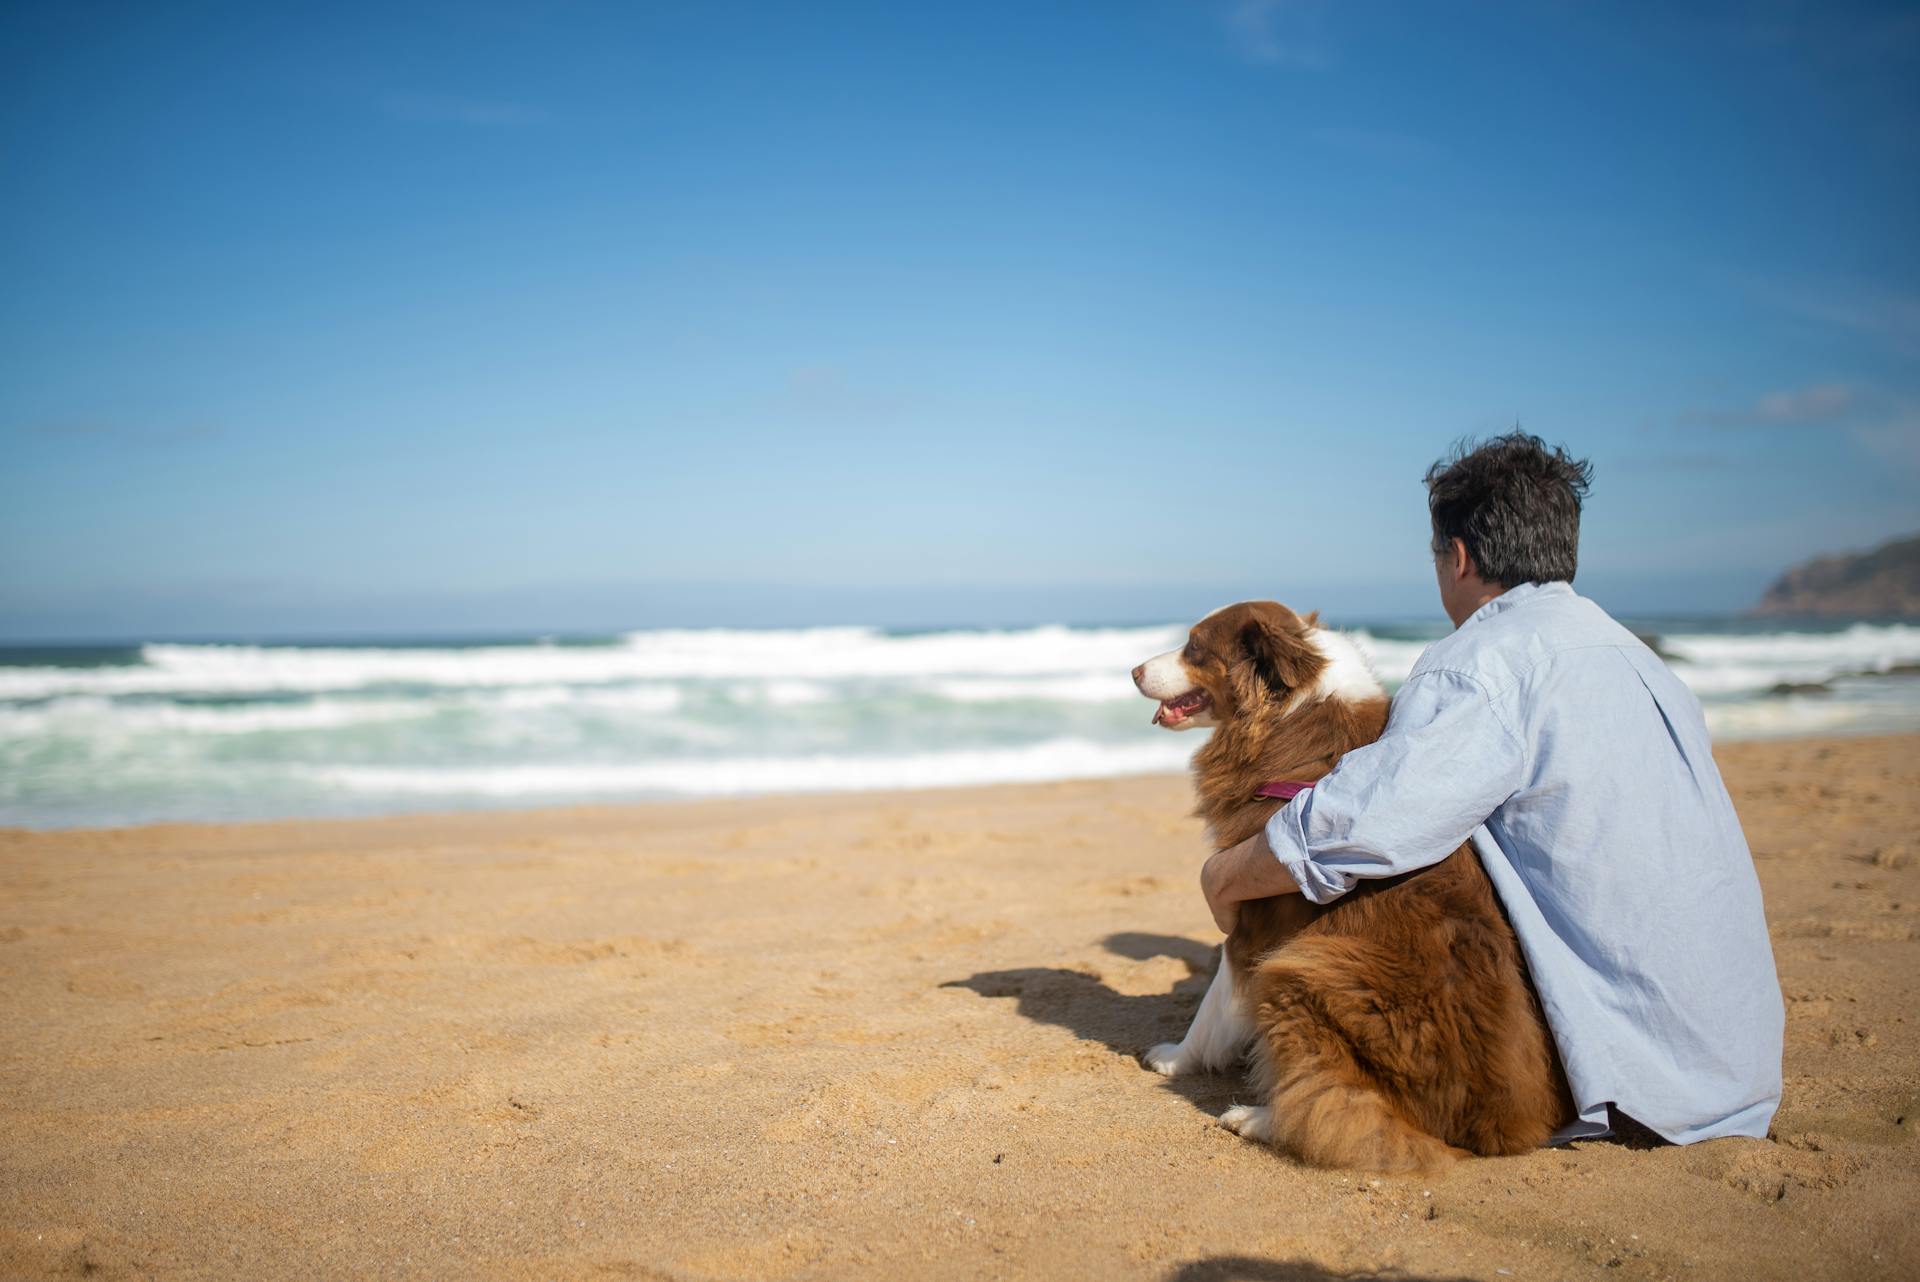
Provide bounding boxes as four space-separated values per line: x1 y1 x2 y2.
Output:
1752 533 1920 618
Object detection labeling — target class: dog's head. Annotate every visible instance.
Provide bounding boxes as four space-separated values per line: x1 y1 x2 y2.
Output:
1132 601 1371 731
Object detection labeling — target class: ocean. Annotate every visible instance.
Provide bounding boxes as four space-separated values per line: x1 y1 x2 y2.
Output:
3 617 1917 829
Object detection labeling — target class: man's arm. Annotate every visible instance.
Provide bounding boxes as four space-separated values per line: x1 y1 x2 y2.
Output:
1201 828 1298 932
1203 669 1526 931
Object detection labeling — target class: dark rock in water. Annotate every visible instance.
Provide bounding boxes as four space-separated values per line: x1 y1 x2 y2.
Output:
1634 632 1679 662
1752 533 1920 618
1766 681 1833 697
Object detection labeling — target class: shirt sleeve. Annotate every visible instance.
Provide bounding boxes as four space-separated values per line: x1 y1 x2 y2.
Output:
1264 668 1526 904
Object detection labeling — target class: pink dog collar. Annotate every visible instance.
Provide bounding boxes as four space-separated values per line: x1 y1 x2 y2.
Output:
1254 779 1316 802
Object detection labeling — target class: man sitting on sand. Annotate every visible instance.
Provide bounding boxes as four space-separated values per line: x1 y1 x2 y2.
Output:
1200 433 1785 1143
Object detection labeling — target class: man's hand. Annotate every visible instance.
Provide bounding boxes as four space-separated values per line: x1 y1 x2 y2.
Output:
1201 828 1303 935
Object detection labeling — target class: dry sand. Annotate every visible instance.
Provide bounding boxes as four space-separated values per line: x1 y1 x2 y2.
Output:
2 734 1916 1281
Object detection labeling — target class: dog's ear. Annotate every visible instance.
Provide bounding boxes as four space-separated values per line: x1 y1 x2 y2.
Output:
1239 606 1318 695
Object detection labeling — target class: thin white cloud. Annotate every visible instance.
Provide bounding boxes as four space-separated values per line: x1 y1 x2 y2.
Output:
778 366 910 421
1791 292 1920 360
1852 409 1920 476
1678 385 1920 478
1745 277 1920 360
1684 383 1859 427
1750 383 1857 422
1224 0 1329 68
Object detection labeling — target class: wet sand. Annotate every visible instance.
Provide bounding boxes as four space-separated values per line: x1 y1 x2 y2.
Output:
2 734 1916 1280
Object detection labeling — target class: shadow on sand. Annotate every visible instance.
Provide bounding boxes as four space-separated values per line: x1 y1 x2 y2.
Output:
949 935 1674 1152
1163 1259 1480 1282
942 931 1250 1116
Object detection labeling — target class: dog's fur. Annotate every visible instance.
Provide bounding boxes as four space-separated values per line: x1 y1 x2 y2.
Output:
1134 601 1569 1172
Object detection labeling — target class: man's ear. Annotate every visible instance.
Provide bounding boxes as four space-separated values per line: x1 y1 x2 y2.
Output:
1447 537 1473 583
1239 609 1318 695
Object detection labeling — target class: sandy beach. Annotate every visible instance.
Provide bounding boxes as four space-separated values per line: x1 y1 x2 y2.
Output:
2 733 1915 1281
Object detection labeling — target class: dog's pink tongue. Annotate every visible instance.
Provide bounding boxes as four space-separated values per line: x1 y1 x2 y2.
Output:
1153 701 1177 725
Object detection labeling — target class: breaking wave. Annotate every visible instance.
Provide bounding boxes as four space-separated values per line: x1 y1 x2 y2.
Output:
3 618 1915 828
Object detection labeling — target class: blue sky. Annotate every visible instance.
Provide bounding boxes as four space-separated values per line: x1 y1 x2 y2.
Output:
3 0 1917 639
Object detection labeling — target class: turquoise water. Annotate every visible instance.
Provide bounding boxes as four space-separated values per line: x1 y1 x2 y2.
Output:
3 617 1917 828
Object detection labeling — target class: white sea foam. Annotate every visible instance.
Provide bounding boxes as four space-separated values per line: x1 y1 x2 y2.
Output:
5 619 1918 828
3 622 1911 703
610 624 1182 680
1702 686 1920 740
0 694 434 737
561 685 686 712
311 736 1200 799
0 624 1186 699
1352 623 1920 700
0 684 688 740
1343 631 1424 685
727 680 835 706
1659 623 1920 696
925 674 1138 703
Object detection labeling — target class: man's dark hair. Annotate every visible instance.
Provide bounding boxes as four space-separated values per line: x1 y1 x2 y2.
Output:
1424 432 1594 588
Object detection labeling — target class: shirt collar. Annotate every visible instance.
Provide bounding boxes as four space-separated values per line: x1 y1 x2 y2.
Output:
1463 579 1575 629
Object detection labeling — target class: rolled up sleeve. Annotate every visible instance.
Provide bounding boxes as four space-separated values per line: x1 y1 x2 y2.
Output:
1265 669 1525 904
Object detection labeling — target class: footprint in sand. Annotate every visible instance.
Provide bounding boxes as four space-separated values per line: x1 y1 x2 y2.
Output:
63 968 145 999
1711 1141 1862 1203
483 935 688 965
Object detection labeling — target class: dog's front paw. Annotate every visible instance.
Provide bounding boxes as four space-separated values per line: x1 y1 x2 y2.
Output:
1218 1103 1273 1143
1142 1042 1192 1077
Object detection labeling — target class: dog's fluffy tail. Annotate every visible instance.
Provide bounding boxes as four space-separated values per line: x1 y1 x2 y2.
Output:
1249 940 1469 1174
1260 1054 1467 1173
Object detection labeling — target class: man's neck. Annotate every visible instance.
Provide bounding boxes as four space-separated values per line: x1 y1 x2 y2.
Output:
1446 581 1506 628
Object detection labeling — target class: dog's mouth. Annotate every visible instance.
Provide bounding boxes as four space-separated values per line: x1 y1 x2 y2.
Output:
1152 688 1211 726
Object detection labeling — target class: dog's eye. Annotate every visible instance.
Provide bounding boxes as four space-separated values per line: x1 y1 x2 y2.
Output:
1183 639 1204 662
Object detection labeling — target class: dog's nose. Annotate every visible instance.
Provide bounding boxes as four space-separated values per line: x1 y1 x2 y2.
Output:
1131 663 1146 689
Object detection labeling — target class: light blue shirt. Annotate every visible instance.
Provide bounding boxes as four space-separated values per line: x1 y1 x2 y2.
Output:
1265 581 1784 1144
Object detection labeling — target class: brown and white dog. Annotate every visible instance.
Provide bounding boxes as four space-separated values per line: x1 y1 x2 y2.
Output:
1132 601 1569 1172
